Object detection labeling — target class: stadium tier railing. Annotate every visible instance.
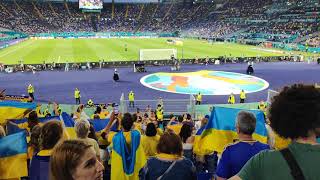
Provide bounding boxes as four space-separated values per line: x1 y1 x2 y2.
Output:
120 93 196 117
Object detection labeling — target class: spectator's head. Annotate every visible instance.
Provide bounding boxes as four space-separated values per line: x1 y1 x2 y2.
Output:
145 123 157 137
94 106 101 114
76 105 83 113
201 116 209 127
121 113 133 131
132 113 138 122
75 120 90 139
177 115 183 123
179 124 192 143
27 111 39 130
157 132 183 156
29 125 41 151
0 125 5 138
236 111 256 135
40 120 63 150
186 113 192 120
269 84 320 140
50 140 104 180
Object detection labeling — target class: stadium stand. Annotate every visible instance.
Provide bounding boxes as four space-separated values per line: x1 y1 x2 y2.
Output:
0 0 320 179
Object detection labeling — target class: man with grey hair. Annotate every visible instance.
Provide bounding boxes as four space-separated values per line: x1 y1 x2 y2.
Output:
216 111 269 180
74 120 100 159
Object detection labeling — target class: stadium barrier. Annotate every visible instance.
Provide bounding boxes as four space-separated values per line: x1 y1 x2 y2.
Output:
119 93 196 118
0 56 285 72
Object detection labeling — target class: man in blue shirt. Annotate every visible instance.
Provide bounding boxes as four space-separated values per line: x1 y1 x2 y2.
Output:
216 111 270 180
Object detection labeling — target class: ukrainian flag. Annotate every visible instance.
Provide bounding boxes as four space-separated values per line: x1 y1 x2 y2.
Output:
60 112 77 139
0 101 36 124
0 131 28 179
7 115 60 135
194 106 267 155
111 130 146 180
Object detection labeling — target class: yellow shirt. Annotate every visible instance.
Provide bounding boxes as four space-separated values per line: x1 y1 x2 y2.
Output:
141 135 160 157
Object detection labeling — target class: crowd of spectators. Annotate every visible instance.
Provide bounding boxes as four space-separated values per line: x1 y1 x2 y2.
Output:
0 0 319 44
0 83 319 179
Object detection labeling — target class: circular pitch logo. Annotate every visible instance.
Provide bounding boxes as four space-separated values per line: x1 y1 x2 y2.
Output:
140 70 269 95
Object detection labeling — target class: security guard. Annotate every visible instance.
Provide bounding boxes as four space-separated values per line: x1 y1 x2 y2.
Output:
128 90 135 108
156 104 164 126
228 93 235 104
74 88 81 104
196 92 202 105
87 99 94 107
27 84 34 101
240 90 246 103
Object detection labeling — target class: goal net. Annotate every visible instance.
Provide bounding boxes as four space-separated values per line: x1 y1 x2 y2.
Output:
267 89 279 104
139 49 177 61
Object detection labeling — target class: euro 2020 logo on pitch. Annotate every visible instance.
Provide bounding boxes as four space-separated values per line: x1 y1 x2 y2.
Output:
140 70 269 95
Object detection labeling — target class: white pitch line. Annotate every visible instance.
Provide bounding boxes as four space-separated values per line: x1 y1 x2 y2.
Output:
0 40 35 58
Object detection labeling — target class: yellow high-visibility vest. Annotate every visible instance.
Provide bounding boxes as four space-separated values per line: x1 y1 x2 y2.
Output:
196 94 202 101
228 95 235 104
240 91 246 99
74 90 80 98
129 92 135 101
28 85 34 93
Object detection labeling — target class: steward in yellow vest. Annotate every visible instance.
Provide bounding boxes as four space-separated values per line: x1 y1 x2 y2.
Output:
240 90 246 103
74 88 81 104
228 93 235 104
196 92 202 105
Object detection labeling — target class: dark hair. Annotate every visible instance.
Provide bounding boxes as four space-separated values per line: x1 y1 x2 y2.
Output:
186 114 192 120
169 114 174 119
179 124 192 143
132 113 138 122
177 115 183 123
145 123 157 137
94 106 102 114
28 111 39 130
157 132 182 156
29 125 41 153
40 120 63 150
50 140 92 180
88 123 98 141
144 113 149 118
236 111 256 135
121 113 133 131
269 84 320 139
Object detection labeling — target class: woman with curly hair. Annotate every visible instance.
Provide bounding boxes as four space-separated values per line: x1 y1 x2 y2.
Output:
230 84 320 180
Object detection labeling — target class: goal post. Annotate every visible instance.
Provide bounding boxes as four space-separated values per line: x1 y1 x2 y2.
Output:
267 89 279 104
139 49 177 61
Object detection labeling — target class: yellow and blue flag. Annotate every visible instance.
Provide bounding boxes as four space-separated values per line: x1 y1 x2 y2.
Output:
0 131 28 179
0 101 36 124
7 115 60 135
111 130 146 180
193 106 267 155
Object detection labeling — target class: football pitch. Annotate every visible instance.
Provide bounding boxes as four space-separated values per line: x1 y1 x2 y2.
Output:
0 38 285 65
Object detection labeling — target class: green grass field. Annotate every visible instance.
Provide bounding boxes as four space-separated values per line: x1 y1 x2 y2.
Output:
0 38 286 65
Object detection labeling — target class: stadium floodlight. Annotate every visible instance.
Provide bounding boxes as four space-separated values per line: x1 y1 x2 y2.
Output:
139 49 177 61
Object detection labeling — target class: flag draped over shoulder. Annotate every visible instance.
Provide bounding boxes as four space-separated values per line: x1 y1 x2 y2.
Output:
194 106 267 155
111 130 146 180
0 101 36 124
0 132 28 179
